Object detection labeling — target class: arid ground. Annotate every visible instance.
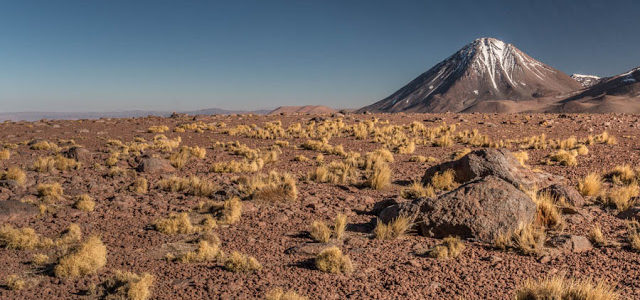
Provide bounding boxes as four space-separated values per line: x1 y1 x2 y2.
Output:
1 112 640 299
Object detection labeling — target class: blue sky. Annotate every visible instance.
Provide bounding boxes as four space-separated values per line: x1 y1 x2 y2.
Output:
0 0 638 112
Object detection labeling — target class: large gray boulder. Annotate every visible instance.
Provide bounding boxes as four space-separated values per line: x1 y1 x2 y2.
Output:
421 148 562 191
381 176 536 242
381 148 580 243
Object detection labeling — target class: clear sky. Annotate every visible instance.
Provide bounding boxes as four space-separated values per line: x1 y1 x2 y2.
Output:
1 0 638 112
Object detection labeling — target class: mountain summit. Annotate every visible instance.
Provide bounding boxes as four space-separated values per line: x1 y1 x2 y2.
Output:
359 37 581 113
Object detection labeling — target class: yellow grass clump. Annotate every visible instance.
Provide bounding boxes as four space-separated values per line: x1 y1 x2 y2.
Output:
240 171 298 202
0 149 10 160
515 275 618 300
601 184 640 211
334 214 347 240
374 215 412 240
308 161 358 185
513 151 529 166
589 224 606 247
547 149 577 167
315 246 353 274
204 197 243 225
178 240 224 263
401 181 436 199
30 140 57 151
430 169 457 191
33 156 55 172
427 236 465 260
103 271 155 300
32 254 50 265
154 213 197 235
0 166 26 185
513 224 546 256
409 155 438 163
130 177 148 194
310 221 331 243
55 223 83 247
265 288 307 300
224 251 262 273
0 225 53 250
158 175 217 197
5 274 26 290
148 125 169 133
578 173 602 197
531 191 563 230
451 148 471 160
211 158 265 173
73 194 96 212
607 165 636 185
37 182 64 203
366 161 391 190
54 235 107 278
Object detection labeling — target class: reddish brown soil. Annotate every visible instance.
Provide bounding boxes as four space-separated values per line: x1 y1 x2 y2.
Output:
1 113 640 299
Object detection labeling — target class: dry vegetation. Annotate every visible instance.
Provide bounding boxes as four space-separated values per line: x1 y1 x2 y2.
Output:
0 114 632 298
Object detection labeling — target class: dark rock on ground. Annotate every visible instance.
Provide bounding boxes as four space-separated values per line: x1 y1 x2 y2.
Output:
541 183 585 207
0 200 39 222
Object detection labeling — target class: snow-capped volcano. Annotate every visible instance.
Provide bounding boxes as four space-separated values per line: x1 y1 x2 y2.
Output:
359 37 582 113
571 74 602 88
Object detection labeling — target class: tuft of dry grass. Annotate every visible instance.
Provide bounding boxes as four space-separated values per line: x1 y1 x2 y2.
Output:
224 251 262 273
240 171 298 202
33 156 56 172
333 214 347 240
515 275 618 300
513 151 529 166
205 197 243 225
0 225 53 250
532 191 563 230
409 155 438 163
513 224 546 256
589 224 606 247
0 166 26 185
600 184 640 211
374 215 412 240
103 270 155 300
430 169 457 191
130 177 148 194
451 148 471 160
627 221 640 251
148 125 169 133
5 274 26 290
30 140 57 151
37 182 64 203
74 194 95 212
32 254 50 265
366 161 391 190
265 288 307 300
55 223 83 247
0 149 10 160
158 175 217 197
427 236 465 259
54 235 107 278
547 149 578 167
178 240 224 263
154 213 197 235
578 172 602 197
315 246 353 274
308 161 358 185
401 181 436 199
310 221 331 243
607 165 636 185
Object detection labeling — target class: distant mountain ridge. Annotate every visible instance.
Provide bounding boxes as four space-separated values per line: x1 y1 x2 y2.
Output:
0 108 270 122
359 37 581 113
268 105 337 115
